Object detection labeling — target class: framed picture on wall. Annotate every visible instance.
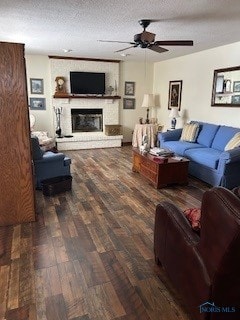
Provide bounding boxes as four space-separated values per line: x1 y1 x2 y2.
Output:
123 98 135 109
233 81 240 92
168 80 182 110
231 95 240 104
29 98 46 110
124 81 135 96
30 78 44 94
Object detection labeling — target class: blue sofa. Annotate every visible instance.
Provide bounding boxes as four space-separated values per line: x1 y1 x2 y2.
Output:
158 122 240 189
31 136 71 189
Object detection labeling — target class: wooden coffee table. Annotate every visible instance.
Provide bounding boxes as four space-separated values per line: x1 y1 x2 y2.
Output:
132 148 189 188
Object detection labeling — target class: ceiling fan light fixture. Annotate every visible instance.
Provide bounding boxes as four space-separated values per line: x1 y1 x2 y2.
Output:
120 53 130 57
62 49 73 53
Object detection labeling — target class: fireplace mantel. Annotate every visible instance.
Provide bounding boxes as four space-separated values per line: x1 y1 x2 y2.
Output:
53 94 121 100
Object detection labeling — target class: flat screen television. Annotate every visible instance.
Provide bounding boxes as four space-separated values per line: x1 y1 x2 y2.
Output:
70 71 105 95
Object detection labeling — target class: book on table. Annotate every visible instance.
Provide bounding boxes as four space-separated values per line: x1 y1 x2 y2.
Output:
149 147 174 157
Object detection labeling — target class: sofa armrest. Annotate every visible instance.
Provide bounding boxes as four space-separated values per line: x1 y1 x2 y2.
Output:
219 147 240 164
158 128 182 144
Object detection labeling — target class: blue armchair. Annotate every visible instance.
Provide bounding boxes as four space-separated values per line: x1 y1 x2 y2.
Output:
31 136 71 189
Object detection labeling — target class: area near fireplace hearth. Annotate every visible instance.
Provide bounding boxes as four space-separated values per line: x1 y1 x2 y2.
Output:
50 56 123 150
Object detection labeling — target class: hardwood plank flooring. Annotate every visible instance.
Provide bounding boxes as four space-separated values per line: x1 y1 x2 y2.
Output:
0 146 210 320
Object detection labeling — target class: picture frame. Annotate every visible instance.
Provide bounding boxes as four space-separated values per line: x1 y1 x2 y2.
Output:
168 80 182 110
30 78 44 94
123 98 135 109
29 98 46 110
233 81 240 92
124 81 135 96
231 95 240 104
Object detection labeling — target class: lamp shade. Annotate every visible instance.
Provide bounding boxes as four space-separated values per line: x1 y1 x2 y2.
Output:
169 107 180 118
141 94 155 108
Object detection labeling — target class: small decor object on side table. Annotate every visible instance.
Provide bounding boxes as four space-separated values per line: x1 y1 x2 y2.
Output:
169 107 180 130
54 106 63 138
139 134 149 154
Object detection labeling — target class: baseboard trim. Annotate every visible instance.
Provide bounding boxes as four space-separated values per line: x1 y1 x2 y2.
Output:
122 142 132 146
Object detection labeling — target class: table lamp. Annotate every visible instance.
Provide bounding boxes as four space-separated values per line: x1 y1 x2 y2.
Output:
169 107 180 130
141 94 155 124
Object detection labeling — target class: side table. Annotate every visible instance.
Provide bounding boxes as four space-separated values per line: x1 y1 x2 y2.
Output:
132 124 162 149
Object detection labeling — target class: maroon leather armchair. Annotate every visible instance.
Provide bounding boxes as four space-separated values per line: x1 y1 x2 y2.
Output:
154 187 240 320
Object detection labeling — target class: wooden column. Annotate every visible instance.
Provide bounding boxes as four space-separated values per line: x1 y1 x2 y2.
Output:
0 41 35 226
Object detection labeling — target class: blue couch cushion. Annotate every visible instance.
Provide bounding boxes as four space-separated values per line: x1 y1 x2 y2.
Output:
185 148 222 169
211 126 240 151
162 140 204 156
194 122 220 147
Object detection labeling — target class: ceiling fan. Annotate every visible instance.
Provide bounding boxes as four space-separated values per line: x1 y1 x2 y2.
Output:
98 19 193 53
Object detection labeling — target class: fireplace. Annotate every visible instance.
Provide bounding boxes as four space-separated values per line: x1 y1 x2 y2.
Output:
71 108 103 132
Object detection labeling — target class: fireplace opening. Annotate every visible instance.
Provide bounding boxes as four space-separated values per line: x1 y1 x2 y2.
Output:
71 108 103 132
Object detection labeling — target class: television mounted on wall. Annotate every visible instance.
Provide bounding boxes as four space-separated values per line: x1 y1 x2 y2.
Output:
70 71 105 95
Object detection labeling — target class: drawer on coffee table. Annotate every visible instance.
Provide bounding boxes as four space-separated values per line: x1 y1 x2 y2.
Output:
140 166 158 186
140 157 158 172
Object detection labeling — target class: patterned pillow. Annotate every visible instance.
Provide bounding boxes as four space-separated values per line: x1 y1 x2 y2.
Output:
224 132 240 151
183 208 201 231
180 123 199 142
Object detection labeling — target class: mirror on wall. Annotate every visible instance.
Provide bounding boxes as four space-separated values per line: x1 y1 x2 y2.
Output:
211 66 240 107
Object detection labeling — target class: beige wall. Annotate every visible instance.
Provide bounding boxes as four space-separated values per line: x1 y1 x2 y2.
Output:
25 55 154 142
26 41 240 143
153 41 240 130
25 55 54 135
120 61 154 142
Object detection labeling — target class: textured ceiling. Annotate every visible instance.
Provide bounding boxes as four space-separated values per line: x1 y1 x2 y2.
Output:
1 0 240 62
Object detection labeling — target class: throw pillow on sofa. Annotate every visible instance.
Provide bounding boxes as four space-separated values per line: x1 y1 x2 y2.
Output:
183 208 201 231
180 123 199 142
224 132 240 151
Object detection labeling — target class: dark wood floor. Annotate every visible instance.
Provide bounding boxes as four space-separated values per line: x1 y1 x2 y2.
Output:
0 146 210 320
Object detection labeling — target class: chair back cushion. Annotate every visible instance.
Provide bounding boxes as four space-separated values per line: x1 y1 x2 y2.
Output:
193 122 220 147
31 136 44 160
211 125 240 151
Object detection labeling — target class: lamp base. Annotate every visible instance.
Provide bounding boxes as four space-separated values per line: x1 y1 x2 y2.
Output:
145 108 150 124
171 117 177 130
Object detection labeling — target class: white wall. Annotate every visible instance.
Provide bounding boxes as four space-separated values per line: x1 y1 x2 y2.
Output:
120 60 154 142
153 41 240 130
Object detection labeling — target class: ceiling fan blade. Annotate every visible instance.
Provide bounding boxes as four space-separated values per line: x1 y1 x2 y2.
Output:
114 45 137 53
154 40 193 46
98 40 135 45
148 45 168 53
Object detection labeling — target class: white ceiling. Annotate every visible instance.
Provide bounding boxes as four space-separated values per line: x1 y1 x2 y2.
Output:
1 0 240 62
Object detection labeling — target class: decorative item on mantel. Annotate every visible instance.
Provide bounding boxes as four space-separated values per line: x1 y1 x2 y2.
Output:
54 106 63 138
169 107 180 130
54 76 67 96
141 94 155 124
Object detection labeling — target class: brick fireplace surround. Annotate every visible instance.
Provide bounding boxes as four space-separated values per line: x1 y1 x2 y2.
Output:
50 57 122 150
54 99 123 151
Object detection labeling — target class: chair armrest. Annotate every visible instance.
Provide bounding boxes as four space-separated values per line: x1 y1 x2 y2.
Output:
154 202 199 252
35 152 65 163
154 201 211 317
158 128 182 144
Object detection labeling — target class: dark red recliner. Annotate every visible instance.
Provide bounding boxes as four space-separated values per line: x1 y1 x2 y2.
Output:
154 187 240 320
